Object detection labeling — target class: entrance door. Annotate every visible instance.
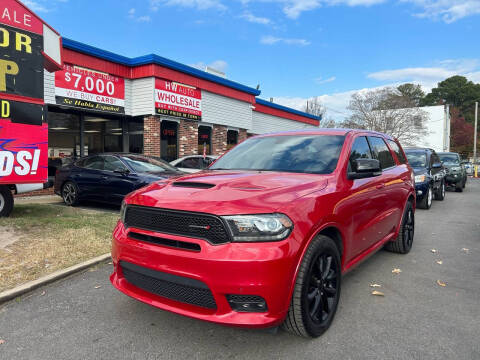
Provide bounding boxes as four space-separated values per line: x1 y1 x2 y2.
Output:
161 121 178 162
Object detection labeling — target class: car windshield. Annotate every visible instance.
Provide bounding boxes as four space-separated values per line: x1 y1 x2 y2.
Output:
120 155 179 173
438 154 460 165
405 151 427 167
209 134 345 174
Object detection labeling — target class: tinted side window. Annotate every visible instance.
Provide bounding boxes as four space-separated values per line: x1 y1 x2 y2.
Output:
82 156 104 170
368 137 395 169
349 136 373 171
387 140 406 164
104 156 127 172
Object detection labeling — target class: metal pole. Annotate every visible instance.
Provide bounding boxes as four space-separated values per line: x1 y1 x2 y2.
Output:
474 102 478 164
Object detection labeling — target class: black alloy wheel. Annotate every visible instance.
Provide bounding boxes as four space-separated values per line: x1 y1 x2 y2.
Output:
385 201 414 254
306 253 339 326
283 235 341 337
62 181 79 206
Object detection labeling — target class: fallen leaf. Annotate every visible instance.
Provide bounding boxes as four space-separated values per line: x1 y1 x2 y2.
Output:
40 291 46 296
370 284 382 288
437 280 447 287
461 248 469 253
371 290 385 296
392 268 402 274
436 260 443 265
431 249 437 253
108 262 113 265
94 285 101 289
0 339 5 345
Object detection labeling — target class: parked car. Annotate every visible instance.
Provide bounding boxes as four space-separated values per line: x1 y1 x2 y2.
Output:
111 129 415 338
437 152 467 192
463 161 473 175
170 155 219 173
404 148 445 209
54 153 183 206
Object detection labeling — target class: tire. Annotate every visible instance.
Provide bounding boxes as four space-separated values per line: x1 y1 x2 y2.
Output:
385 201 414 254
62 181 79 206
435 181 445 201
455 182 463 192
418 185 432 209
0 186 14 217
462 177 466 189
282 235 341 338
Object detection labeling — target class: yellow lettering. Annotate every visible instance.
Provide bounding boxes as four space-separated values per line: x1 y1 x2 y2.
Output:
0 59 19 92
15 32 31 53
1 100 10 118
0 28 8 48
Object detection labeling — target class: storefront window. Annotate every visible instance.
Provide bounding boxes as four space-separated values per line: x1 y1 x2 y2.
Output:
161 120 178 162
198 126 211 155
48 111 80 176
84 116 123 155
129 117 144 153
227 130 238 150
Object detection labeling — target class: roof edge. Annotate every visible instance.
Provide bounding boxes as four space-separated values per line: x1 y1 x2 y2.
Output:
62 38 261 97
255 98 321 121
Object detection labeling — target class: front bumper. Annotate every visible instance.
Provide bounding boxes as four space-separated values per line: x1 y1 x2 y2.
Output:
445 174 462 184
414 182 430 201
110 221 297 328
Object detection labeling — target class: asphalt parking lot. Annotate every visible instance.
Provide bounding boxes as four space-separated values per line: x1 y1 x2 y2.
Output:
1 179 479 360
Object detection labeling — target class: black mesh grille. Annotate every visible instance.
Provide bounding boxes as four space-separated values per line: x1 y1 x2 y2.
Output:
124 206 230 244
120 261 217 309
226 295 265 303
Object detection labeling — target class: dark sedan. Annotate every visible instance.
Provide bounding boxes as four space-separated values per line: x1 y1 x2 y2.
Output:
404 148 446 209
54 153 183 206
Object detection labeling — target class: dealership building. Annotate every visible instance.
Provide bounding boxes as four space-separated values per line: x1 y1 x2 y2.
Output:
44 38 320 166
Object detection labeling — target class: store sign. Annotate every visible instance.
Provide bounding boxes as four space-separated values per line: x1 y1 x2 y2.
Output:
0 0 61 184
155 79 202 121
55 64 125 114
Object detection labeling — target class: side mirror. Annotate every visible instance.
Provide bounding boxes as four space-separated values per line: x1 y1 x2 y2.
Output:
348 159 382 180
114 168 130 175
432 162 442 169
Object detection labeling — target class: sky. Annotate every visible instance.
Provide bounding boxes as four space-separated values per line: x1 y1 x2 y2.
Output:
22 0 480 121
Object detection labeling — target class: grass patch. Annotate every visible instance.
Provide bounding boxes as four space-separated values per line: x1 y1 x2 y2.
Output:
0 204 119 293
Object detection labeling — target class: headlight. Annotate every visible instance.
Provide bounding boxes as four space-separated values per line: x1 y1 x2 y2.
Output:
119 201 127 223
414 175 426 183
222 213 293 242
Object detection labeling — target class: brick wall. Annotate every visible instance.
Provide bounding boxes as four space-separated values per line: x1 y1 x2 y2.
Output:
212 125 228 155
143 116 160 157
238 129 247 144
178 119 198 157
14 187 55 198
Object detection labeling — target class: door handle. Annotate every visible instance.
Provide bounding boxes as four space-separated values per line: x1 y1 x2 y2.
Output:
101 176 108 180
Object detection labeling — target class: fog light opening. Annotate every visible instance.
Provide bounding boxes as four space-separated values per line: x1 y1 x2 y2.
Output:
226 295 268 313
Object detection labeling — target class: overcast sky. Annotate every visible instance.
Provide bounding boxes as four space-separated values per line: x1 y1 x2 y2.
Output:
24 0 480 121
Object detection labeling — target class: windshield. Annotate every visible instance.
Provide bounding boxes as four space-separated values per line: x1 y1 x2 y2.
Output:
121 155 179 173
405 151 427 168
210 135 345 174
438 154 460 165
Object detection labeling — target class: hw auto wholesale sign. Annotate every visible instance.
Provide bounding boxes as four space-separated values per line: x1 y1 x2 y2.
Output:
155 79 202 121
0 0 61 184
55 64 125 114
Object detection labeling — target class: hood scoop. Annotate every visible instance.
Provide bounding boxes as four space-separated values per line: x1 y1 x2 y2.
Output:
172 181 216 189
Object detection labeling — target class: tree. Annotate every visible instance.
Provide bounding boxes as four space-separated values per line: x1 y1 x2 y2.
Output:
302 97 336 127
396 83 425 106
421 76 480 123
343 87 428 146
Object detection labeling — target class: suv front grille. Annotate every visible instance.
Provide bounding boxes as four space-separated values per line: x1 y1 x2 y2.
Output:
124 206 230 244
120 261 217 309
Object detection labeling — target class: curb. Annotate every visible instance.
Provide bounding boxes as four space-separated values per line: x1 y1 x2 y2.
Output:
0 253 111 304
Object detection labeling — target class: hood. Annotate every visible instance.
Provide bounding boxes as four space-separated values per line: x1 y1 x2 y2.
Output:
412 167 428 175
127 170 329 215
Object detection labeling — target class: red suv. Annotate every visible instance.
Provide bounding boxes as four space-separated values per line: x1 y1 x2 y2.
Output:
111 129 415 337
